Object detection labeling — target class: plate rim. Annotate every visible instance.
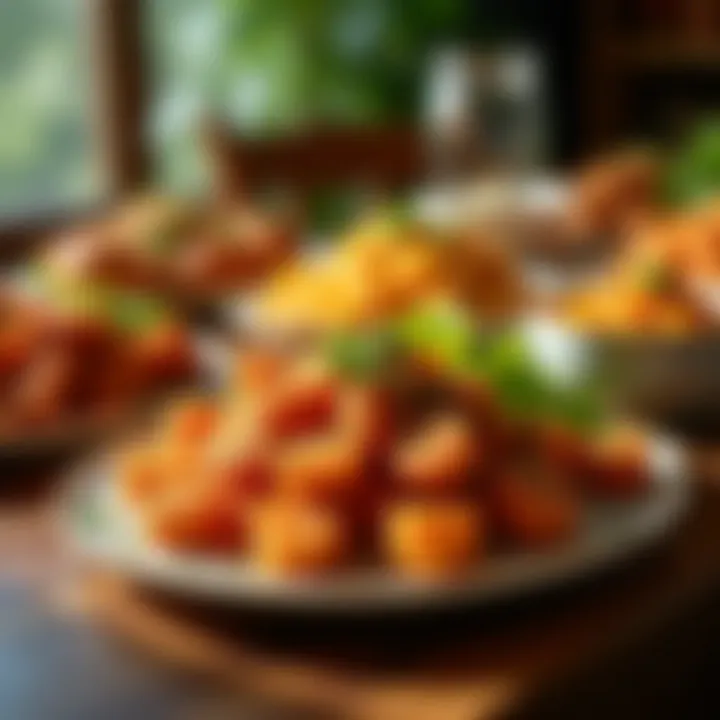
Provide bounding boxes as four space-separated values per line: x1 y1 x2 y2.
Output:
61 434 690 613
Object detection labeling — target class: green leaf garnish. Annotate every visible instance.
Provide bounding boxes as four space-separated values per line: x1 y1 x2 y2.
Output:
326 303 608 432
325 327 401 381
634 258 674 294
32 264 169 334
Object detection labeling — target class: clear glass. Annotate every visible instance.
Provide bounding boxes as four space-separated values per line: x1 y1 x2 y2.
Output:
423 45 546 183
0 0 101 218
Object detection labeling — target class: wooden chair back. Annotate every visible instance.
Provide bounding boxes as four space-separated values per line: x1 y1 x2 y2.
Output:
202 120 425 201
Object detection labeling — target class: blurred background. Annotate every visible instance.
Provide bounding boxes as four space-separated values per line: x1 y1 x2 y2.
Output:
0 0 596 225
8 0 720 231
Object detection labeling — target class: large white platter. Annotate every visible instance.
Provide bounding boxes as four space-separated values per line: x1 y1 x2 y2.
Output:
64 435 689 614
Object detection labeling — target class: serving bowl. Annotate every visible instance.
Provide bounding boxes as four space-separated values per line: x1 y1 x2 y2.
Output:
523 316 720 432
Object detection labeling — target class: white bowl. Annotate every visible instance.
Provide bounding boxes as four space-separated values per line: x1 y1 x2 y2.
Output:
523 316 720 423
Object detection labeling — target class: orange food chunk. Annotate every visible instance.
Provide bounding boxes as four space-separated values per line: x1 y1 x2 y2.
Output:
392 414 478 493
120 446 168 505
490 471 580 548
276 433 364 499
233 351 288 395
382 501 483 578
262 359 337 439
248 500 348 576
591 426 649 497
143 482 241 552
338 385 396 460
538 423 592 481
163 399 218 445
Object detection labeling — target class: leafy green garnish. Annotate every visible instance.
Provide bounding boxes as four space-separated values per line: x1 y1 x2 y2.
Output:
32 263 170 334
665 118 720 206
146 224 182 256
395 299 478 371
634 258 674 294
328 303 608 433
100 289 169 334
325 327 401 381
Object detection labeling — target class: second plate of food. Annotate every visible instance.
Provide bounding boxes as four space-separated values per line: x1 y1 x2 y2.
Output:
0 284 229 460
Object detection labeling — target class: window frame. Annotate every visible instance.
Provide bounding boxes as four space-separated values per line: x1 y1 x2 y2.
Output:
0 0 150 256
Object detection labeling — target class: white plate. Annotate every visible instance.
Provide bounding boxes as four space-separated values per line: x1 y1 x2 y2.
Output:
64 436 688 613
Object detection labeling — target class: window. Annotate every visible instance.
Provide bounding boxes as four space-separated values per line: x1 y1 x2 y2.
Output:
0 0 101 218
147 0 469 192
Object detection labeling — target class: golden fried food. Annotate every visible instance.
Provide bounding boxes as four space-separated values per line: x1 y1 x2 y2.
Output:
590 425 649 497
118 346 650 580
382 501 483 578
568 149 660 239
248 500 349 576
143 481 241 552
276 433 365 499
392 414 477 493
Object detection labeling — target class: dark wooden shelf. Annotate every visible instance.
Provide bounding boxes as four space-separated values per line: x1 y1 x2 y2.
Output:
612 42 720 71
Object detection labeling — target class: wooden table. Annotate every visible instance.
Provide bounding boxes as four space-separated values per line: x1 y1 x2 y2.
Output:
3 447 720 720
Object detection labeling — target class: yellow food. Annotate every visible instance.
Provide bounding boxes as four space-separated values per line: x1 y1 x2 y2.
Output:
259 214 523 330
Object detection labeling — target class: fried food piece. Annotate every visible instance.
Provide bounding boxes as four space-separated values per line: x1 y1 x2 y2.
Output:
392 414 478 493
537 423 593 481
233 350 289 396
446 233 525 319
248 500 348 576
162 398 219 445
134 322 197 383
261 357 337 439
213 449 273 500
276 432 364 499
338 384 396 461
568 150 659 238
144 480 241 552
490 470 580 547
120 445 170 505
10 346 77 427
591 426 649 497
382 500 483 578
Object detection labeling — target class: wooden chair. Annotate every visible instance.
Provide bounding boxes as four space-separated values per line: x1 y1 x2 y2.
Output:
201 120 425 203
